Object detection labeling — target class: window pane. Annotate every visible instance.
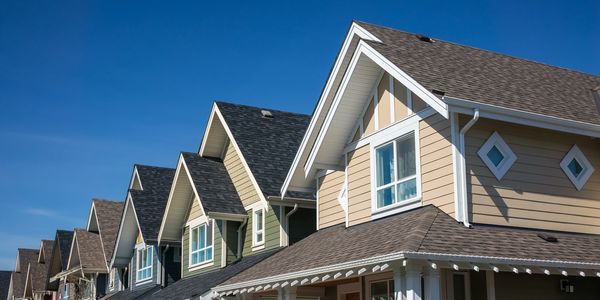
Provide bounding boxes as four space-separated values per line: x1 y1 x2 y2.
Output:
147 248 152 266
371 281 388 300
256 211 263 230
207 222 213 246
486 145 504 167
257 232 263 243
192 252 198 265
376 143 395 186
199 225 206 248
396 134 415 179
206 246 213 260
191 227 199 251
568 158 583 177
397 178 417 201
377 187 395 208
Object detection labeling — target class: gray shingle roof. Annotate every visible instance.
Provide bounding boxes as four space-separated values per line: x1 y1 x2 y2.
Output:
73 229 107 272
129 165 176 242
221 205 600 286
356 21 600 125
41 240 54 264
28 260 48 293
13 249 38 298
152 249 278 300
105 284 160 300
215 102 313 199
92 200 124 266
181 152 246 215
56 230 73 271
0 271 11 300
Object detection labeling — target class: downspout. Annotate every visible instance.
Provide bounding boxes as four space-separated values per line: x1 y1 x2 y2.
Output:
237 218 248 259
459 109 479 228
162 244 170 287
284 204 299 246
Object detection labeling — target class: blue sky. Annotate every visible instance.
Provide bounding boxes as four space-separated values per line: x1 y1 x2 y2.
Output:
0 0 598 269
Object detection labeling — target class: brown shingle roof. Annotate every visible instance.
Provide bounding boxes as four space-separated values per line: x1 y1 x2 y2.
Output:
27 261 48 293
92 199 124 266
221 205 600 286
12 249 38 298
73 229 107 272
356 21 600 125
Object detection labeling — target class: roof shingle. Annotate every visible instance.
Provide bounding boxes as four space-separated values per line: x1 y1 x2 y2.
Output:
92 200 124 266
73 229 107 272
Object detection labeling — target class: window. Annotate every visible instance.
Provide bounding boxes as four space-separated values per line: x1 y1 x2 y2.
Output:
190 221 213 266
560 145 594 190
253 209 265 246
136 246 153 282
375 132 418 209
62 283 70 300
370 280 394 300
477 132 516 180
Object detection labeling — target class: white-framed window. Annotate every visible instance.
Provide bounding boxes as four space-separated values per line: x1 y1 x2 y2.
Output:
560 145 594 190
374 131 419 209
253 208 265 246
190 221 213 267
136 246 153 282
477 132 516 180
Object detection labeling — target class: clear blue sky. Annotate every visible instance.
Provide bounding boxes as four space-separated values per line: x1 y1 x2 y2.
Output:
0 0 598 269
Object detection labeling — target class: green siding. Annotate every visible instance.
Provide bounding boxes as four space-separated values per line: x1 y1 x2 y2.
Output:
225 221 239 264
181 220 223 278
242 204 281 256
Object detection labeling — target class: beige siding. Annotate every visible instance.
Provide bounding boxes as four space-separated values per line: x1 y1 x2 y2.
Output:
318 171 346 228
362 97 376 136
222 140 261 207
466 118 600 234
419 113 455 217
393 79 409 121
186 196 203 223
347 145 372 226
377 73 391 129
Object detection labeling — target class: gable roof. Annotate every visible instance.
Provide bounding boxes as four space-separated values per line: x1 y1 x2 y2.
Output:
0 271 11 300
39 240 54 264
69 229 107 272
91 199 124 266
24 261 48 295
152 249 278 299
134 165 175 193
216 205 600 290
214 102 313 199
12 248 38 298
181 152 246 215
357 21 600 126
55 230 73 271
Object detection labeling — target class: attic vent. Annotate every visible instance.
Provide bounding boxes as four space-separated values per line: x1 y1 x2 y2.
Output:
432 89 445 97
592 87 600 113
261 110 274 118
537 233 558 243
416 34 434 43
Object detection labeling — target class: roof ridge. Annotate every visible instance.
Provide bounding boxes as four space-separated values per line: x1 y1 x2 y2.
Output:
134 164 175 170
414 206 441 252
358 20 600 79
215 101 311 118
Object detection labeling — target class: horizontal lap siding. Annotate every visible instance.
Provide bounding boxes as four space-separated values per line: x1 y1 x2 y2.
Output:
223 140 260 207
419 114 455 217
182 220 223 278
348 145 371 226
466 118 600 234
242 205 281 256
187 196 203 223
318 171 346 228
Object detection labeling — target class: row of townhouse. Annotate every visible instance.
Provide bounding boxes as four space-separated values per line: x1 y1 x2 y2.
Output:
5 21 600 300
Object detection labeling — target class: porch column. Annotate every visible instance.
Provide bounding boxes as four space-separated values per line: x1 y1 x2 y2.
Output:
393 265 406 300
277 288 284 300
405 262 422 300
486 270 496 300
424 269 441 300
285 286 297 300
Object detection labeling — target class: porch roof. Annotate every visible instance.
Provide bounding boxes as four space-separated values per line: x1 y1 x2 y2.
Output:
214 205 600 293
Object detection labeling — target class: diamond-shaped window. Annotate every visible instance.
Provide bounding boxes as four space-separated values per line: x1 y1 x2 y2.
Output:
477 132 517 180
560 145 594 190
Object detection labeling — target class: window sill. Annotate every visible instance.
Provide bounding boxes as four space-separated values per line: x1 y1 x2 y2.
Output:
188 261 214 272
135 278 153 285
252 243 265 251
371 198 421 220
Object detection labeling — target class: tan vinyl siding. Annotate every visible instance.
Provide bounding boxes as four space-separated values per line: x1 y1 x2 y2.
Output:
419 113 455 217
242 205 281 256
377 73 391 129
186 196 203 223
222 140 261 207
466 118 600 234
362 97 376 136
393 79 409 121
317 171 346 228
347 145 371 226
182 220 223 277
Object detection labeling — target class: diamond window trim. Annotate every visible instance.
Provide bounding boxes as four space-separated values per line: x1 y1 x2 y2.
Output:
477 132 517 180
560 145 594 190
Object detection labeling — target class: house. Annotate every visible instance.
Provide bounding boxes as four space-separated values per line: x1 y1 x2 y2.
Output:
53 200 123 300
211 21 600 300
47 230 74 300
7 248 39 300
0 270 12 300
107 165 178 299
153 102 317 299
22 240 54 300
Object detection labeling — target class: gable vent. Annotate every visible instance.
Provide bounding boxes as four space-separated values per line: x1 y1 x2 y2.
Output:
537 233 558 243
261 110 274 118
416 34 434 43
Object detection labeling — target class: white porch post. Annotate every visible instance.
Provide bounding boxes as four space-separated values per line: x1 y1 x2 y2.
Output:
393 265 406 300
424 269 441 300
486 270 496 300
405 262 422 300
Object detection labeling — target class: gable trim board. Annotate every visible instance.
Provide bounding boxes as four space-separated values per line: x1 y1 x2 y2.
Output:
302 40 449 181
110 194 144 268
199 103 268 208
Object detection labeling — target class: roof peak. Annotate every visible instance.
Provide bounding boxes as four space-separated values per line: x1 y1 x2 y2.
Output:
215 101 311 118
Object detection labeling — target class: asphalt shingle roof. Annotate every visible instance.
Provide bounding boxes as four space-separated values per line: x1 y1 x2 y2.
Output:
106 284 160 300
221 205 600 286
73 229 107 272
92 200 124 266
215 102 313 199
130 165 176 242
181 152 246 215
0 271 10 300
56 230 73 271
13 249 38 298
356 21 600 125
153 249 278 300
27 261 48 293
